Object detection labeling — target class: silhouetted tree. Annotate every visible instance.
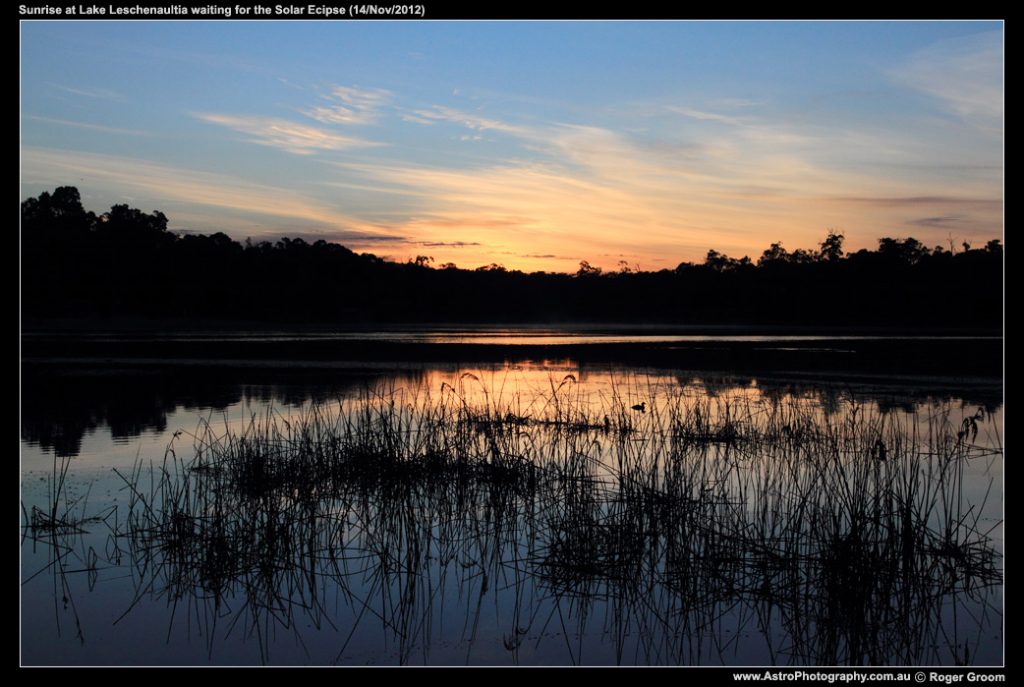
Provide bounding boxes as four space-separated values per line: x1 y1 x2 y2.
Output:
878 237 930 265
758 242 789 266
20 188 1002 329
706 250 752 272
819 231 845 262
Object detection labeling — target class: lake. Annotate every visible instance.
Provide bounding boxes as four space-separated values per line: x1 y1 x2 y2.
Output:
20 331 1004 666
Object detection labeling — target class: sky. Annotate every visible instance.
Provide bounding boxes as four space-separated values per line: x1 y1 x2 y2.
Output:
20 20 1003 273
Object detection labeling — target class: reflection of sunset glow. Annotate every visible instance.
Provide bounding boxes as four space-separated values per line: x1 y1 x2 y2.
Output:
19 20 1005 668
19 363 1003 666
121 329 1001 346
22 364 1003 473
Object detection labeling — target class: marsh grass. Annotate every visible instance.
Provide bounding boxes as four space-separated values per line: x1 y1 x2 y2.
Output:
65 375 1002 665
21 452 119 646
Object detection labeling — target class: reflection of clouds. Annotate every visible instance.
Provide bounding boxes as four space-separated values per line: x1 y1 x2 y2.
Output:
20 357 1005 460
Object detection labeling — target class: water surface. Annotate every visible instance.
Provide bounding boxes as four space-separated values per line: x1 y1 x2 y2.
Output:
21 358 1003 666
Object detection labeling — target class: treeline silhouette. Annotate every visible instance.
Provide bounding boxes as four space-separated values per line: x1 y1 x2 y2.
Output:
21 366 402 457
22 187 1002 328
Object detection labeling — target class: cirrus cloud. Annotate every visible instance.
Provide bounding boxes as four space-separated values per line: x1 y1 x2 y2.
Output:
890 30 1003 126
303 84 394 125
192 112 383 155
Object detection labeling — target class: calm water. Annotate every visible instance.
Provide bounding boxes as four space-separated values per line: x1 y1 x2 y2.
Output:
25 326 1001 346
20 359 1004 666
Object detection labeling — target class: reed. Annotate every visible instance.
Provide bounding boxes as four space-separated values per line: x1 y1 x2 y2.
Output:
92 376 1002 665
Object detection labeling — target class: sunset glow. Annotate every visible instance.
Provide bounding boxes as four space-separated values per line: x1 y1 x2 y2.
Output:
21 21 1003 272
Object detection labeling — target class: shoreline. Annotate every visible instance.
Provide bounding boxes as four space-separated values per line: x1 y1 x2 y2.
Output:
22 335 1003 379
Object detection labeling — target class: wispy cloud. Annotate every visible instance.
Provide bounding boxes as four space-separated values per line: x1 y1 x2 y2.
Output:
192 113 382 154
207 78 1002 270
406 105 530 136
711 97 763 109
318 178 436 198
829 195 1000 208
21 147 399 243
277 77 306 91
50 83 125 101
331 85 392 108
418 240 481 247
24 114 150 137
303 85 393 125
907 214 966 228
519 253 576 260
890 30 1003 125
270 231 407 245
325 109 1002 271
667 105 747 127
400 113 438 125
304 106 372 126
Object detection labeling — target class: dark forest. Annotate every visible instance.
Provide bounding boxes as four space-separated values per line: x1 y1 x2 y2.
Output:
22 187 1002 328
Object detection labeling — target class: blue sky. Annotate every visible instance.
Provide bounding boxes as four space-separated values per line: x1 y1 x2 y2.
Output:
21 20 1003 272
